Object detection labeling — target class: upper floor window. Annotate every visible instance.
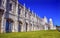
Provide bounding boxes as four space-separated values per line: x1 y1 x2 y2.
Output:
9 3 12 11
0 0 2 6
25 12 27 17
18 9 21 15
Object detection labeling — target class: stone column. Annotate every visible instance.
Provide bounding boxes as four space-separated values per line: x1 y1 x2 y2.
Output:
12 22 15 32
33 23 34 31
23 20 26 32
3 0 6 11
27 22 30 31
1 0 7 33
1 14 6 33
15 0 18 15
22 3 26 32
31 23 34 31
14 20 18 32
20 9 24 32
13 0 18 32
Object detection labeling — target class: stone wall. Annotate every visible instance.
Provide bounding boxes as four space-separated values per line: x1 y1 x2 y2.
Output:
0 0 56 33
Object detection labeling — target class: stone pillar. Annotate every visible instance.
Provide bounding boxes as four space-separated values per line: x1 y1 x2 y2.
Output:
21 24 23 32
1 0 7 33
22 3 26 32
3 0 6 11
27 23 30 31
14 20 18 32
13 0 18 32
12 22 15 32
1 14 6 33
22 23 25 32
33 23 34 31
31 23 34 31
23 3 26 18
15 0 18 15
20 9 24 32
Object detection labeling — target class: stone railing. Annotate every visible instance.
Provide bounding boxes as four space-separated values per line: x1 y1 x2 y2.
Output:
0 3 4 10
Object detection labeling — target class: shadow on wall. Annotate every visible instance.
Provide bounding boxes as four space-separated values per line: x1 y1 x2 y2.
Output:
56 26 60 32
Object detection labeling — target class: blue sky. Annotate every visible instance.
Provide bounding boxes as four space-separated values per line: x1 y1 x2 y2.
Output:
18 0 60 26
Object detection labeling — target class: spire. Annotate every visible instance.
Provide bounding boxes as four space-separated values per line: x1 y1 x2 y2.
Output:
49 18 53 29
44 16 48 23
35 13 36 17
32 10 34 14
28 7 30 12
49 18 53 23
24 3 25 11
49 18 53 24
24 3 25 7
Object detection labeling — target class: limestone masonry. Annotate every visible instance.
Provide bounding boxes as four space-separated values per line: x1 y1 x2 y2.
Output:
0 0 56 33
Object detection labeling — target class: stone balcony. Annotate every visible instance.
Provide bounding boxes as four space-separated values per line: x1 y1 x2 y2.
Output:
0 3 4 10
5 12 15 20
0 4 5 14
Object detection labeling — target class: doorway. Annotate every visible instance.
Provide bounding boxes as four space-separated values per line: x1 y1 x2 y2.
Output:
5 19 13 33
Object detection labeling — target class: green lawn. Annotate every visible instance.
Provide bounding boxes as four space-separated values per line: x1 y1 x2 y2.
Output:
0 30 60 38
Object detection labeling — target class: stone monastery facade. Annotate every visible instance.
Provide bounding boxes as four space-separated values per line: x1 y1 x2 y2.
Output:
0 0 56 33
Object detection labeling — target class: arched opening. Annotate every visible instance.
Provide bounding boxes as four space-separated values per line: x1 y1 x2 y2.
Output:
18 21 22 32
30 24 32 31
48 25 50 30
26 22 28 32
5 18 13 33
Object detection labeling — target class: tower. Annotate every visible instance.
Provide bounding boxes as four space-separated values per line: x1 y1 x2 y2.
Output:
43 16 48 30
49 18 53 30
44 16 48 23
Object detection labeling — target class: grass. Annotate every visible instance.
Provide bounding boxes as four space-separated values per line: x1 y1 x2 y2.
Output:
0 30 60 38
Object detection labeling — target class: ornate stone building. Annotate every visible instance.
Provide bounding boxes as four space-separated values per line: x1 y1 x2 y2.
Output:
0 0 56 33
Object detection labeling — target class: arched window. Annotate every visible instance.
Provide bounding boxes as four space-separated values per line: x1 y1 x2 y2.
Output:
26 22 28 32
18 21 22 32
5 18 13 33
